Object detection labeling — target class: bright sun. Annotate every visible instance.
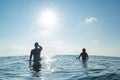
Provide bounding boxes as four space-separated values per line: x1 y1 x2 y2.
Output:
39 9 58 28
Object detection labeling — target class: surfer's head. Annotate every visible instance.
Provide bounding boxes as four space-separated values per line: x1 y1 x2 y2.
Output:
34 42 39 48
82 48 86 52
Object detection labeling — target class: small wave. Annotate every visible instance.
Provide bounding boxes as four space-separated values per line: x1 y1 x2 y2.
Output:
70 73 120 80
88 73 120 80
0 55 120 80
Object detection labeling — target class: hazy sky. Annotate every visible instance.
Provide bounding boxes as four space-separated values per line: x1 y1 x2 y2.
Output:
0 0 120 57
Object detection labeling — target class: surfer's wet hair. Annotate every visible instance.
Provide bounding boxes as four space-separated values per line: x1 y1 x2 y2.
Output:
82 48 86 52
34 42 39 47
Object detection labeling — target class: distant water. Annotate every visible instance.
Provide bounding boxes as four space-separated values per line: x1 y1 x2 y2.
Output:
0 55 120 80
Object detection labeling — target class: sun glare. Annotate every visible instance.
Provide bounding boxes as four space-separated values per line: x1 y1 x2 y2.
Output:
39 10 58 28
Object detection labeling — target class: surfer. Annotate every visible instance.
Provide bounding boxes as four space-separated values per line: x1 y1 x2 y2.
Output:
77 48 89 61
29 42 43 65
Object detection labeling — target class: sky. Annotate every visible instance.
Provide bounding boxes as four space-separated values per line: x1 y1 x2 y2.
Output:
0 0 120 57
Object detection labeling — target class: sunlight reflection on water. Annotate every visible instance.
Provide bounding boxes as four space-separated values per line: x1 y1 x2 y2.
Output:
43 55 55 73
0 55 120 80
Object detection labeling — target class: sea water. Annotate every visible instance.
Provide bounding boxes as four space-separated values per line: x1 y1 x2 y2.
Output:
0 55 120 80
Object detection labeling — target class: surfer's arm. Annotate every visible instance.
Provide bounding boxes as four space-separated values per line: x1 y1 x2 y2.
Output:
29 50 33 61
38 45 43 50
29 51 33 67
86 53 89 60
78 53 82 59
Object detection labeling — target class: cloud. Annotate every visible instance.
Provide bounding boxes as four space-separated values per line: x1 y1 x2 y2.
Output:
40 30 52 37
10 45 28 51
0 45 29 56
85 17 97 23
92 40 99 44
42 40 80 55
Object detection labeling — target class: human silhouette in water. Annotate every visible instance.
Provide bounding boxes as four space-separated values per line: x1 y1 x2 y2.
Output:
29 42 43 66
78 48 89 61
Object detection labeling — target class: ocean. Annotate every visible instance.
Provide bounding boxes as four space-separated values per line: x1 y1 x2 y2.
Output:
0 55 120 80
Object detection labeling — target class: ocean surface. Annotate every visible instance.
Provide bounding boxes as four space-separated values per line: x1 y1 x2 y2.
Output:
0 55 120 80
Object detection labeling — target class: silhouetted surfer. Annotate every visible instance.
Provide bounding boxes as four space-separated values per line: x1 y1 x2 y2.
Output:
29 42 43 67
77 48 89 61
